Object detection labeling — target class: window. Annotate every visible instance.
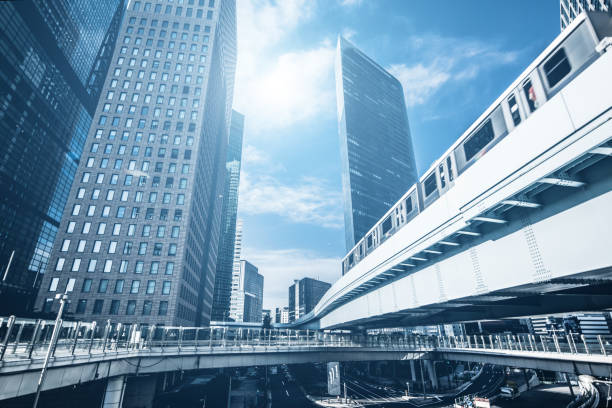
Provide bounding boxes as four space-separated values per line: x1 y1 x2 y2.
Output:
543 48 571 88
120 259 129 273
146 280 156 294
72 258 81 272
159 301 168 315
49 277 59 292
114 279 125 294
424 173 438 197
439 164 446 189
522 79 538 113
135 261 144 274
61 239 70 252
446 157 454 182
93 300 104 315
382 216 392 235
87 259 97 273
143 300 153 315
139 242 148 255
130 280 140 294
162 281 171 295
367 235 373 248
168 243 177 256
463 119 494 162
82 279 92 293
109 300 120 315
507 94 521 126
153 243 162 255
98 279 109 293
76 299 87 314
165 262 174 275
126 300 136 315
150 261 159 274
104 259 113 273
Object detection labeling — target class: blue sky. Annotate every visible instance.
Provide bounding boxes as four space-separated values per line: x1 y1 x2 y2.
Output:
232 0 560 310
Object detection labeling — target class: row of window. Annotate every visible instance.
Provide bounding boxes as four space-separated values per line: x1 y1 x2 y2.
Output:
58 239 179 257
55 258 175 275
132 0 215 20
44 297 169 316
102 102 200 120
118 45 206 65
125 26 208 44
98 114 198 132
93 129 195 146
85 156 190 171
123 36 209 53
80 171 188 188
49 276 171 295
127 13 212 33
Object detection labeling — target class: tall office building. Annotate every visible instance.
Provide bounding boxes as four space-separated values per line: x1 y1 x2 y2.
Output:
211 110 244 321
0 0 124 314
335 37 418 251
35 0 237 326
229 260 263 323
288 277 331 322
560 0 610 30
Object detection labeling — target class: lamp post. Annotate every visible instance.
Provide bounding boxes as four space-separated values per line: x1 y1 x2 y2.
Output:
33 291 69 408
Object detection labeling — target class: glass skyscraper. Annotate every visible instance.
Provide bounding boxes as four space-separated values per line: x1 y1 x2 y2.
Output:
335 37 418 251
211 109 244 321
0 0 124 314
229 259 263 323
35 0 237 327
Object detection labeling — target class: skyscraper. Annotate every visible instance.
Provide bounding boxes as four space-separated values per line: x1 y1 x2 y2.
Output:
560 0 610 30
288 277 331 322
211 110 244 321
35 0 237 326
0 0 124 314
335 37 418 251
229 259 263 323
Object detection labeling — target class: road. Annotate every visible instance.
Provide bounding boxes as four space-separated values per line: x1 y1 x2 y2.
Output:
269 369 316 408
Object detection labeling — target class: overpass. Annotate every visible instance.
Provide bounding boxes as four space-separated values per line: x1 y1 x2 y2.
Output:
2 316 612 403
297 25 612 330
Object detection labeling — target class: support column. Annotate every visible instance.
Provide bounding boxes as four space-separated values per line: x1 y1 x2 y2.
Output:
122 375 158 408
424 360 439 391
102 376 127 408
410 360 417 382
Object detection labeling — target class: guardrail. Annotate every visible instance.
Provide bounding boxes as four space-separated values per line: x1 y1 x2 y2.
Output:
2 316 612 365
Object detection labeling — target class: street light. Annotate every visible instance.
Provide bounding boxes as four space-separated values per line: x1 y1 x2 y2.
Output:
33 291 69 408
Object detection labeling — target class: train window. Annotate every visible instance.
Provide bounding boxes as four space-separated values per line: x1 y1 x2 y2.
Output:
405 196 413 213
446 157 454 182
367 234 373 248
464 119 494 162
348 253 354 265
424 173 437 196
544 48 571 88
439 164 446 189
508 94 521 126
522 79 538 113
382 216 392 235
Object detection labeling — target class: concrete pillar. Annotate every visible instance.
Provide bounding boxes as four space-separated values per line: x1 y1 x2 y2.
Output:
123 375 158 408
102 376 127 408
424 360 439 391
410 360 417 382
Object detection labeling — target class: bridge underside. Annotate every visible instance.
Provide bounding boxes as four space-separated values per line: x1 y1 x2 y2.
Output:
318 145 612 330
0 348 426 400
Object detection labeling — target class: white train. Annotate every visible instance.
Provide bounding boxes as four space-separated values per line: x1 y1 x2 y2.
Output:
342 11 612 276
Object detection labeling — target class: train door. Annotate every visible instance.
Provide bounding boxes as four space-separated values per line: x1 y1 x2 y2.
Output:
518 71 546 119
438 155 455 195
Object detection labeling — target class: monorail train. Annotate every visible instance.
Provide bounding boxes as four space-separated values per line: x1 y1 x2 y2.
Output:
341 11 612 276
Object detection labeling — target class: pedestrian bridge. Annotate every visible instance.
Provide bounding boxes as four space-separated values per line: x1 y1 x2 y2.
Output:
1 316 612 401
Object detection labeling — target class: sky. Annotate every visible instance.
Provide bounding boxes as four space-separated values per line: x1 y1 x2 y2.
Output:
231 0 561 311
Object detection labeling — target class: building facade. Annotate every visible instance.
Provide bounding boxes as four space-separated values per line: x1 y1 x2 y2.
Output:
35 0 237 326
288 277 331 322
211 109 244 321
335 37 418 251
560 0 610 30
229 260 263 323
0 0 124 315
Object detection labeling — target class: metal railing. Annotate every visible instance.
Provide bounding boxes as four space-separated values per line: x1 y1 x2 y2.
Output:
2 316 612 365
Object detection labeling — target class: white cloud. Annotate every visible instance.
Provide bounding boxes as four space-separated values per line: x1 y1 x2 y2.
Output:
239 171 343 229
241 247 340 310
242 144 269 165
234 0 336 136
388 35 520 107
